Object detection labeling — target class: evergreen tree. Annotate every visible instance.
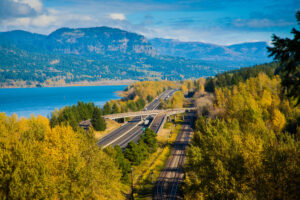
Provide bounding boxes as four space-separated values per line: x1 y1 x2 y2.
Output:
268 11 300 104
103 102 111 115
124 142 143 165
91 108 106 131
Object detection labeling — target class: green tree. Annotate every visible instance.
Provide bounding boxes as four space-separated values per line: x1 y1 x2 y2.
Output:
124 142 144 165
140 128 157 153
205 77 215 93
103 102 112 115
91 108 106 131
268 11 300 104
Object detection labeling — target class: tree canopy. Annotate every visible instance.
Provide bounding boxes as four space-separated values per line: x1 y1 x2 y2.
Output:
0 114 123 200
91 107 106 131
184 72 300 200
268 11 300 104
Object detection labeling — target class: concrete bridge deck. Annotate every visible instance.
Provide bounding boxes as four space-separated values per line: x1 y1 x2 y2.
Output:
103 107 197 120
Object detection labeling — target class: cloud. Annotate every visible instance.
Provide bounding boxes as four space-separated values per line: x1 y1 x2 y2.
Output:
109 13 126 20
20 0 43 12
0 0 39 19
0 0 298 45
31 14 57 27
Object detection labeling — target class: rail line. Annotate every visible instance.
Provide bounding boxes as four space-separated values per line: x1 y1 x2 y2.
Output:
153 115 194 200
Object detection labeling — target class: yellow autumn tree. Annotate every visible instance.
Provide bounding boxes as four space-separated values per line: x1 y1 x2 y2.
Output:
0 114 123 200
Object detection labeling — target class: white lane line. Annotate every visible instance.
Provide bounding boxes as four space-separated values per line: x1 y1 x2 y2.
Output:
102 120 144 148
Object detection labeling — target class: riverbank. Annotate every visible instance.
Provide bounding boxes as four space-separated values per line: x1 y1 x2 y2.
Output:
0 79 136 89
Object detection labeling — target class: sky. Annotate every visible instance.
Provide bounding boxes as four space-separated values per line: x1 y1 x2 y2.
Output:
0 0 298 45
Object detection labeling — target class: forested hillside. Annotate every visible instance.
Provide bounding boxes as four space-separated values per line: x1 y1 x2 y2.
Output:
185 73 299 199
0 26 270 88
183 14 300 199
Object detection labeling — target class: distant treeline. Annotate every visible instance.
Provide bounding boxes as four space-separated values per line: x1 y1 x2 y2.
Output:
102 81 178 115
205 62 279 92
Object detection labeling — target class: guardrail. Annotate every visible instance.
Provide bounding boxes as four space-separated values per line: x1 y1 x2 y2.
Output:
103 107 196 120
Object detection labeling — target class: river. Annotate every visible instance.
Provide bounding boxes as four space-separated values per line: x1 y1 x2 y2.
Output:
0 85 127 118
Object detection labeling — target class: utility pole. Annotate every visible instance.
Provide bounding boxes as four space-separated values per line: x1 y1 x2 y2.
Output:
151 171 154 184
131 168 134 200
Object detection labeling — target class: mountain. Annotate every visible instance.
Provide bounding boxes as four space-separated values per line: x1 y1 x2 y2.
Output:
0 27 225 87
149 38 272 67
0 27 157 57
0 27 270 87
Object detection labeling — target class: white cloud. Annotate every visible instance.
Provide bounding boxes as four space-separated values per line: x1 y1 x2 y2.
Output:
31 14 57 27
12 0 43 13
109 13 126 20
3 17 31 26
20 0 43 12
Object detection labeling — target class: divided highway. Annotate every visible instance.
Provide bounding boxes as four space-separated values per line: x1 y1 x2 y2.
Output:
97 89 176 148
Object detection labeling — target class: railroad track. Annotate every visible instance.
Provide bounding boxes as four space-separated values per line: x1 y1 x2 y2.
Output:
154 120 193 200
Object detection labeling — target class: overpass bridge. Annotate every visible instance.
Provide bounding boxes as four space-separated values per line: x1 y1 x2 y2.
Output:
103 107 197 120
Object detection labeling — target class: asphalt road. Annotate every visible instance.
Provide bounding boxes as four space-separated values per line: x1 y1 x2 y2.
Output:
154 112 194 200
97 89 176 148
149 114 166 133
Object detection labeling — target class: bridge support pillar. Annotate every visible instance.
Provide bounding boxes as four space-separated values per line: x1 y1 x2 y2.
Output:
174 115 177 121
182 115 185 121
140 115 144 121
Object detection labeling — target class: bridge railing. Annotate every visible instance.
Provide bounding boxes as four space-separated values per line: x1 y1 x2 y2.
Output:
103 107 196 119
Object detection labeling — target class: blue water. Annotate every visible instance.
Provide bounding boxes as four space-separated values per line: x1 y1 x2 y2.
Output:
0 85 127 118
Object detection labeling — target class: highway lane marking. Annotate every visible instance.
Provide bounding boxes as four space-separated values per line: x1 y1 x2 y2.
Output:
97 122 133 145
118 126 143 148
102 120 144 148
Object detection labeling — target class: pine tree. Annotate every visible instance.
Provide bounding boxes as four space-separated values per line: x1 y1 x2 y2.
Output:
91 108 106 131
268 11 300 104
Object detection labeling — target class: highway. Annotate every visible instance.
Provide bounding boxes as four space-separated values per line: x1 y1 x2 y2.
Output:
149 114 166 133
97 89 176 148
154 112 194 200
